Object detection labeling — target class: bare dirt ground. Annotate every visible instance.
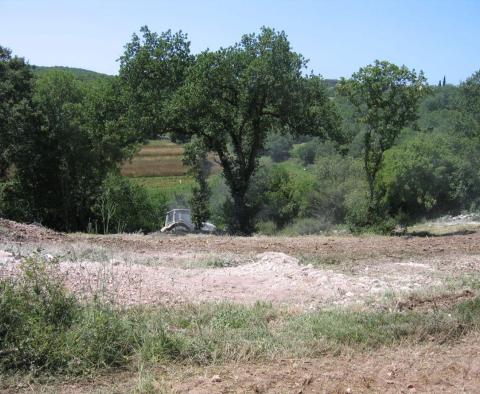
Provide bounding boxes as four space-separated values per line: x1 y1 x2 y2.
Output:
1 218 480 392
2 217 480 309
14 333 480 393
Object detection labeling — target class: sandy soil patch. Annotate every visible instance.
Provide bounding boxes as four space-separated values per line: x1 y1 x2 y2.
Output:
1 251 454 309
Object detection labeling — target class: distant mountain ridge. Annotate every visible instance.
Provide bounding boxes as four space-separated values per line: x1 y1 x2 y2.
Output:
30 65 112 82
30 65 339 87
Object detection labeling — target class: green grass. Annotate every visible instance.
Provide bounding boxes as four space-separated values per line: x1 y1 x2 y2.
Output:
130 176 194 202
2 256 480 378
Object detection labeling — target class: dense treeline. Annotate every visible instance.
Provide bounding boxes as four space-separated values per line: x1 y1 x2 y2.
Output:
1 27 479 235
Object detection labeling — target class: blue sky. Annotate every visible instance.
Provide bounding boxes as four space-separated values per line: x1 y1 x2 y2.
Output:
1 0 479 84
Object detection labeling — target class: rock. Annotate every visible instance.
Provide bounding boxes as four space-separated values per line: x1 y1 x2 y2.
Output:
45 253 54 261
0 250 14 264
211 374 222 383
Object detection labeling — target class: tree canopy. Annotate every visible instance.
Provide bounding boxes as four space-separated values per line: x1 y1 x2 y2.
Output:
119 26 194 139
338 60 428 225
0 46 35 181
167 27 340 234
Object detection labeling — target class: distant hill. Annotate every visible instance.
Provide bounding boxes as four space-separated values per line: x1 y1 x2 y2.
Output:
30 65 113 82
323 79 339 88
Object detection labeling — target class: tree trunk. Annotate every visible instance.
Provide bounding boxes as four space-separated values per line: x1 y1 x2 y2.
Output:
230 188 253 236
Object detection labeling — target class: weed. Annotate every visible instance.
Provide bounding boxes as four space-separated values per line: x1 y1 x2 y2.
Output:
298 254 342 267
204 257 238 268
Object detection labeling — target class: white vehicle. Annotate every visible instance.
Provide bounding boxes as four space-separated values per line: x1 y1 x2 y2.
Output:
160 209 217 233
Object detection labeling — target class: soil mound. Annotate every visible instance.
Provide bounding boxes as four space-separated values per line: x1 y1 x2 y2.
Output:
0 218 62 242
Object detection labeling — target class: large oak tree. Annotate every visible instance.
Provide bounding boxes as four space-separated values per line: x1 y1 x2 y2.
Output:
168 27 340 234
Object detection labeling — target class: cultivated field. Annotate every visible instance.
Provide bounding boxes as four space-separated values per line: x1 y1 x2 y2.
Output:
1 219 480 392
121 140 188 178
120 140 222 204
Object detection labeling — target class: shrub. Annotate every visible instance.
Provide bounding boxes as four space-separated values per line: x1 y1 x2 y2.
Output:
307 150 367 226
0 257 78 373
208 174 229 231
291 139 339 167
265 132 294 162
378 133 480 222
262 166 299 228
279 217 331 235
95 174 167 233
0 256 134 375
291 139 318 166
255 220 277 235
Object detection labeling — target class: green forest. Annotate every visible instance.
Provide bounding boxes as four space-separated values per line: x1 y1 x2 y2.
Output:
1 26 480 235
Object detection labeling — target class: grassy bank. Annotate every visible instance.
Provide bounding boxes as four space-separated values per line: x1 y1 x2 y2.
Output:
1 256 480 378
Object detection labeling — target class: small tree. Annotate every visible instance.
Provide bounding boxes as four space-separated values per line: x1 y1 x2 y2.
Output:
168 27 340 235
338 60 428 224
183 138 211 230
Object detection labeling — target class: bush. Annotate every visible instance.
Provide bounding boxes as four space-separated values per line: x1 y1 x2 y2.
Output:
255 220 277 235
279 217 331 235
378 133 480 222
0 257 78 373
309 151 367 224
264 132 294 162
0 256 134 375
205 174 229 231
95 174 167 233
248 159 305 230
291 139 318 166
291 139 339 167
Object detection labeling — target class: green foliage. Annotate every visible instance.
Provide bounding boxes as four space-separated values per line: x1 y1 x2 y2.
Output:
207 174 230 230
255 220 278 235
260 165 299 228
30 65 112 83
291 140 318 166
1 64 138 231
119 26 194 139
1 254 480 378
310 151 367 224
0 256 133 375
3 262 480 377
338 60 429 225
378 132 480 221
0 46 35 182
183 138 211 230
344 187 371 230
460 69 480 132
168 27 340 234
278 217 331 235
247 158 315 231
264 132 294 162
95 174 167 233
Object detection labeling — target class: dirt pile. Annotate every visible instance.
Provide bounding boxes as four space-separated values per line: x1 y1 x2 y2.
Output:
50 251 442 308
0 218 62 242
